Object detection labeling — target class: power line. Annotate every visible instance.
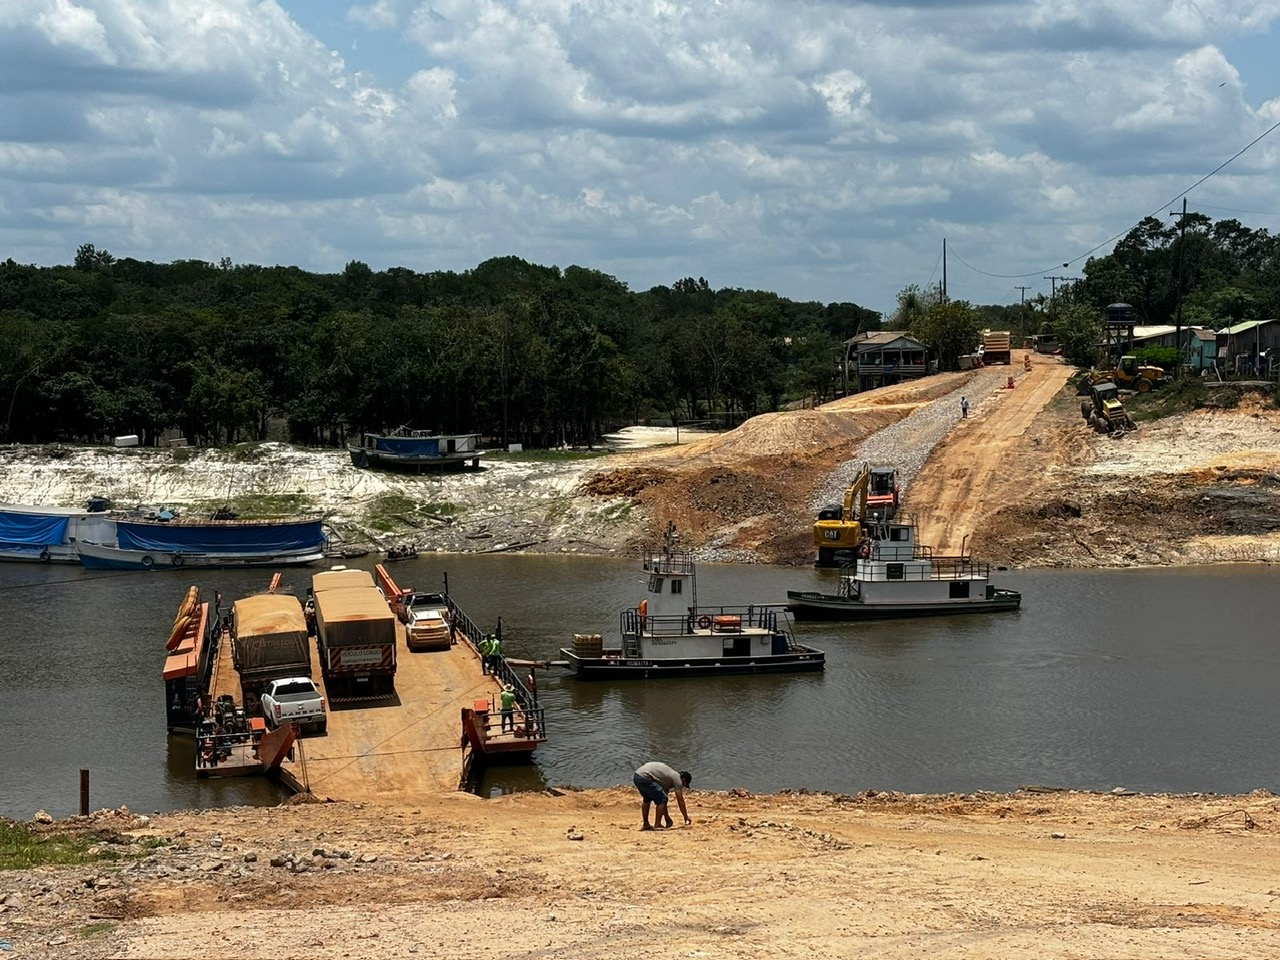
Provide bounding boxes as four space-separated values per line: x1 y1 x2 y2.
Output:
946 117 1280 280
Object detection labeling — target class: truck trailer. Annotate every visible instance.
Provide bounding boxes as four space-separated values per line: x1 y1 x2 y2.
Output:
231 593 312 714
981 330 1012 365
312 569 398 694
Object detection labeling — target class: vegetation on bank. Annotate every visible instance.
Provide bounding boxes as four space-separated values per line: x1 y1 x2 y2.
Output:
0 819 118 871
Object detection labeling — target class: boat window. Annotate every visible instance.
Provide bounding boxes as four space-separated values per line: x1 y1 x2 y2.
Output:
648 575 662 592
949 581 970 599
670 580 682 594
889 527 910 542
886 563 904 580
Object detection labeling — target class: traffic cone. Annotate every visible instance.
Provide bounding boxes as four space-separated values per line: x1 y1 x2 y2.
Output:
1007 376 1015 390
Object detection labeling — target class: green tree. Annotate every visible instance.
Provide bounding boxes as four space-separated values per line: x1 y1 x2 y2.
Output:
1052 303 1103 367
911 301 982 371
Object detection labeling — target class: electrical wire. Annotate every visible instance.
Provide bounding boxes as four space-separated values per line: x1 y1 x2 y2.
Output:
947 117 1280 280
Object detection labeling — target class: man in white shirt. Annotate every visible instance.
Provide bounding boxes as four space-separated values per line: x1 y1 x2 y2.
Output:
633 761 692 831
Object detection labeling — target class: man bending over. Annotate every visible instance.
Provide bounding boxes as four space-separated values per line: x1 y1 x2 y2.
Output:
633 761 692 831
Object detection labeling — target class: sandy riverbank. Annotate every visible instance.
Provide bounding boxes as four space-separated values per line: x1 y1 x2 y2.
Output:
7 786 1280 959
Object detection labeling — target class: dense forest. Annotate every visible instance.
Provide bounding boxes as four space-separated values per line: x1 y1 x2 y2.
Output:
0 250 880 447
3 211 1276 448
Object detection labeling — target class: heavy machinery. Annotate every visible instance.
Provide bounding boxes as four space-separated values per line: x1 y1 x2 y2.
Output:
813 463 897 567
1080 381 1136 435
1077 355 1168 394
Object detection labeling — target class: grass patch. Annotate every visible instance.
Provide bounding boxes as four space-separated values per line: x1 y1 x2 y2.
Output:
600 501 634 522
77 921 117 939
1125 377 1206 421
486 448 613 463
139 836 171 849
0 820 114 871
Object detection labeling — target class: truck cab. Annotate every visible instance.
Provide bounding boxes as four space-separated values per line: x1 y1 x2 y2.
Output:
260 676 327 734
404 592 452 651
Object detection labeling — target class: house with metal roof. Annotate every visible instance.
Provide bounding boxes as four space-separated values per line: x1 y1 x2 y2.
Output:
841 330 931 392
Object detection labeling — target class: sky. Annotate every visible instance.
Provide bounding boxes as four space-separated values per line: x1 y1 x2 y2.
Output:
1 1 1279 316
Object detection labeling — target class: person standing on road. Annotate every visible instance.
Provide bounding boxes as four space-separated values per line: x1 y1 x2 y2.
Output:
633 762 692 831
960 396 970 418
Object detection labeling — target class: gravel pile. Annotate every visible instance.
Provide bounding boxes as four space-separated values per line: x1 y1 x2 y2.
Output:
810 368 1012 509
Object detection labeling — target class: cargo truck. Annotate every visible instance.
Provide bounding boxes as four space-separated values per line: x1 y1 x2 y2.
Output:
312 568 398 694
231 593 312 714
981 330 1012 365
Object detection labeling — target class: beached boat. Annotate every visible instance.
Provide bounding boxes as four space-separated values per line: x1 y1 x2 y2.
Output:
786 516 1021 621
0 501 117 563
349 429 485 472
559 524 824 679
77 517 327 571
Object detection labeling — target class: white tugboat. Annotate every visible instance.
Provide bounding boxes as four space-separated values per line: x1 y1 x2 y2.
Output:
559 524 824 679
787 516 1021 621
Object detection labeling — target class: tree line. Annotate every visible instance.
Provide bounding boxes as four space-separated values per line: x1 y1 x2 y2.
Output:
0 250 880 448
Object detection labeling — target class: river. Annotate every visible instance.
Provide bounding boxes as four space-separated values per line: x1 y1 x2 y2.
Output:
2 555 1278 818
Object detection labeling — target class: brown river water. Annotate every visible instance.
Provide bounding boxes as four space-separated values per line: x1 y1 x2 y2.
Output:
2 555 1278 817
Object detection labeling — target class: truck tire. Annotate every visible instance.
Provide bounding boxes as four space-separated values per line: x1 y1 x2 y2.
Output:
1081 400 1092 419
1136 378 1153 393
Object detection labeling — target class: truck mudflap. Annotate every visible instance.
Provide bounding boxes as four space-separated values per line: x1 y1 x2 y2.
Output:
326 644 396 674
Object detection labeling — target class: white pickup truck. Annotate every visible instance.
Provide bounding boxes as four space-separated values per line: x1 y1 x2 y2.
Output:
260 677 327 734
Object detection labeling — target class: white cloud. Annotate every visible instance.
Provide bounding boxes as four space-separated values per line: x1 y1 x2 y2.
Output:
0 0 1278 311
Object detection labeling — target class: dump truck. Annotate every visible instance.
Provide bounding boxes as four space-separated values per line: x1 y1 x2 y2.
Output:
231 592 312 714
1080 381 1135 435
311 568 398 694
982 331 1012 365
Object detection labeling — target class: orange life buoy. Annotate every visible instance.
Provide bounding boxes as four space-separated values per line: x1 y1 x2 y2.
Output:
638 598 648 629
696 615 712 630
857 542 871 560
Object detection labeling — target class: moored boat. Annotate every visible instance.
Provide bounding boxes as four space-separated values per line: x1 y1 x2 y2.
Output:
0 501 116 563
78 516 327 571
787 516 1021 621
349 429 485 472
559 523 824 679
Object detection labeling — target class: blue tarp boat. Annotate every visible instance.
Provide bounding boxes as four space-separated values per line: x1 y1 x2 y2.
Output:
0 504 117 563
78 517 327 570
349 430 485 472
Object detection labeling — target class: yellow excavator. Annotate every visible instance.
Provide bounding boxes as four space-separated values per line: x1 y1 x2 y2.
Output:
813 463 897 567
1077 355 1168 394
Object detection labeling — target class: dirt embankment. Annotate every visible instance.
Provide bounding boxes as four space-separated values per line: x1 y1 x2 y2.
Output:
1 355 1278 567
10 787 1280 959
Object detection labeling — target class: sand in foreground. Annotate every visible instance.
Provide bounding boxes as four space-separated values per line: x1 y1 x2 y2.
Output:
9 787 1280 959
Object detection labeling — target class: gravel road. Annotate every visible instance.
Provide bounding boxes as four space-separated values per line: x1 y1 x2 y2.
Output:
810 368 1013 509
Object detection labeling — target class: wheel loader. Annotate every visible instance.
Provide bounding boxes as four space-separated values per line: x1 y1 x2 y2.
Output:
1080 381 1135 435
1075 355 1168 394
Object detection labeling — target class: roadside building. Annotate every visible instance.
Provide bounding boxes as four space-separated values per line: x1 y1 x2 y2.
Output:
842 331 930 393
1215 319 1280 377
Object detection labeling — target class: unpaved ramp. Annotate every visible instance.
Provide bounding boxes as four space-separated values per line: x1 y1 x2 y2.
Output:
905 353 1074 554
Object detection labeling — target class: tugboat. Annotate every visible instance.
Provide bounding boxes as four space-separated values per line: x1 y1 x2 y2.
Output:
559 523 824 678
786 516 1021 621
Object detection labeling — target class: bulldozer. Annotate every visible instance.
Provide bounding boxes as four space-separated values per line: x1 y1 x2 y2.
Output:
1080 381 1136 435
1076 355 1168 394
813 463 896 567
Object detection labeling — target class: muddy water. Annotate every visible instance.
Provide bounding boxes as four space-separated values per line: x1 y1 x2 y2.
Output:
2 557 1278 817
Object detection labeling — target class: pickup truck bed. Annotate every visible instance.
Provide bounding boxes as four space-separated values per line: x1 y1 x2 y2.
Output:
261 677 327 734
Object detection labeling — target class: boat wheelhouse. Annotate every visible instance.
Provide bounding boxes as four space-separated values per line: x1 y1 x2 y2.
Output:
787 516 1021 621
349 429 485 472
560 524 824 678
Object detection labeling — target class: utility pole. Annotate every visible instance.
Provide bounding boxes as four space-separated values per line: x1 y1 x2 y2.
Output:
1044 275 1071 321
942 238 948 303
1171 197 1188 380
1015 285 1031 332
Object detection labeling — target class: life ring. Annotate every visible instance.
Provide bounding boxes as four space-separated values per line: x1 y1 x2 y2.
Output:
171 555 185 567
638 599 648 629
696 615 712 630
39 547 50 562
857 542 871 560
141 555 154 568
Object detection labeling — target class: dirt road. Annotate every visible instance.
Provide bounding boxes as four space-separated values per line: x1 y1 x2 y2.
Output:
906 352 1074 554
15 787 1280 959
